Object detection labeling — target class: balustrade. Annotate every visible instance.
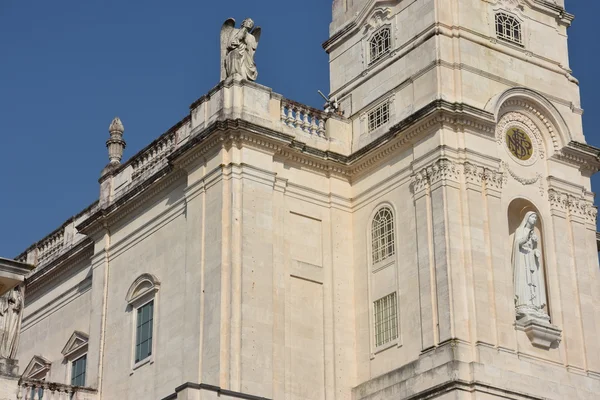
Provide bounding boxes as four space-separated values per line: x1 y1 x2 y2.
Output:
131 131 177 180
36 231 64 265
280 99 327 137
17 379 97 400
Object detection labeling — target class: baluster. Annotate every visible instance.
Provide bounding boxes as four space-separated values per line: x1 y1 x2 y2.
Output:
310 117 318 135
32 384 39 400
44 383 52 400
317 119 326 136
16 385 24 400
286 106 295 126
294 107 303 128
302 111 310 132
280 104 287 124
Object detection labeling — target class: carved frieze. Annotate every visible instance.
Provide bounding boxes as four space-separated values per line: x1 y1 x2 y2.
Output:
412 160 504 194
548 188 597 224
411 159 460 194
464 162 504 192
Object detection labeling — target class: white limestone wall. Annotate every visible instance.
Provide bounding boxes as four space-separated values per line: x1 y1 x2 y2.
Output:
328 0 585 153
18 256 92 383
95 179 188 399
215 143 357 399
350 146 422 382
347 86 600 397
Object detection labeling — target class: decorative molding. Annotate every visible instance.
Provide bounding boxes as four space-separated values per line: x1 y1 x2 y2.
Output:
548 188 597 224
483 168 504 191
363 7 393 34
502 161 541 185
500 99 560 152
554 141 600 173
496 111 544 165
126 273 161 305
61 331 89 359
463 162 504 191
22 355 51 379
411 158 460 193
515 315 562 350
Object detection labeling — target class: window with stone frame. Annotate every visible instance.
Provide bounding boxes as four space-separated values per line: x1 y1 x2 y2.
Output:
495 12 522 45
71 354 87 387
369 27 391 64
135 300 154 363
373 292 399 347
126 273 160 368
367 102 390 132
371 207 396 264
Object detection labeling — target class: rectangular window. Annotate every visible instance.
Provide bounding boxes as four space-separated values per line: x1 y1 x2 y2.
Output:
71 355 87 387
374 292 398 347
368 102 390 132
135 300 154 363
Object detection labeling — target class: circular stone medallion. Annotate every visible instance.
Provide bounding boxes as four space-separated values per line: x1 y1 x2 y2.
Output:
505 126 533 162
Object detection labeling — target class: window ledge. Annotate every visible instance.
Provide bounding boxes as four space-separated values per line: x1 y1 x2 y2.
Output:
367 51 391 68
131 357 153 374
372 259 395 273
371 340 399 359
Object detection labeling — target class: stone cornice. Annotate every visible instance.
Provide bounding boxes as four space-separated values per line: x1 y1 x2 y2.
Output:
329 20 576 100
25 238 94 296
22 100 596 277
77 167 187 237
553 141 600 173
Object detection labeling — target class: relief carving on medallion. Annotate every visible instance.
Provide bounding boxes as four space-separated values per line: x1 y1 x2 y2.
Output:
496 112 545 166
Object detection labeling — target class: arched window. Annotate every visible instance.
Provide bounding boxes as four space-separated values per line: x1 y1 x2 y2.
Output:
495 13 522 45
369 27 391 64
371 207 395 264
126 274 160 367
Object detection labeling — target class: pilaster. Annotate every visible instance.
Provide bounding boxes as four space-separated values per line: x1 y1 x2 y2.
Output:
546 188 586 370
411 158 467 349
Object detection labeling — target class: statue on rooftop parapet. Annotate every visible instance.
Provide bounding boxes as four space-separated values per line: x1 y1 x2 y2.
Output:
0 286 24 359
221 18 261 82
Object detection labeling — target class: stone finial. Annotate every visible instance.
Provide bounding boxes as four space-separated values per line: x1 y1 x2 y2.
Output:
106 117 126 164
109 117 124 135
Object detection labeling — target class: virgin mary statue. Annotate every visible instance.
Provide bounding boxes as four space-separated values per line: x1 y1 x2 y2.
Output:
512 211 548 320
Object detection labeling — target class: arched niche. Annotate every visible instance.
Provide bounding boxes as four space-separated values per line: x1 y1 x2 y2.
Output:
507 199 550 319
507 198 562 349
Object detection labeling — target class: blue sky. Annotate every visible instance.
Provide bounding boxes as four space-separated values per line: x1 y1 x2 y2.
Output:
0 1 598 257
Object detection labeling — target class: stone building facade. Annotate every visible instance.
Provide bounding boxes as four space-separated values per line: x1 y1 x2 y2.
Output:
10 0 600 399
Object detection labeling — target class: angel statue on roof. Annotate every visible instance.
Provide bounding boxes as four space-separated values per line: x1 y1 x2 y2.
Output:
221 18 261 82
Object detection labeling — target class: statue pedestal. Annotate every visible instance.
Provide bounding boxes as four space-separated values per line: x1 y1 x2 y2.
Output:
0 359 19 400
516 315 562 349
0 358 18 377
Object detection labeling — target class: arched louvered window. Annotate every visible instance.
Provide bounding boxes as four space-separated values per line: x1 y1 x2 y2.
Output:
371 207 396 264
495 12 522 45
369 27 391 64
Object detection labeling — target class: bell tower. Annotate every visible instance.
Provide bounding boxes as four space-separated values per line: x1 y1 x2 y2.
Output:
324 0 581 152
326 1 600 399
